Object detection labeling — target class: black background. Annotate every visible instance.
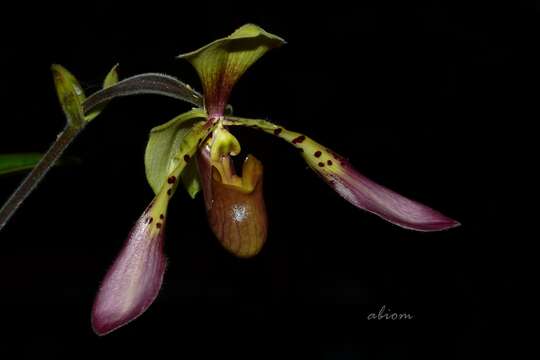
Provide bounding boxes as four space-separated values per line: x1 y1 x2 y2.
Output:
0 2 531 358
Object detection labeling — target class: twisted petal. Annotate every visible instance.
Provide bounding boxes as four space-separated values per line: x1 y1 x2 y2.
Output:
92 191 170 335
225 116 460 231
198 147 268 257
178 24 285 117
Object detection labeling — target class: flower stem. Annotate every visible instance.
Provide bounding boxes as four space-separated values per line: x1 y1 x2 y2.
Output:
0 125 82 231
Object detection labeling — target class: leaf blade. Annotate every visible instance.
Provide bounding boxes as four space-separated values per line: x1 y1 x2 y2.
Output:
0 153 44 176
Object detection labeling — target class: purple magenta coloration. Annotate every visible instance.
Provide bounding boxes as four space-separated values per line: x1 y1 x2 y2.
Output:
91 203 167 335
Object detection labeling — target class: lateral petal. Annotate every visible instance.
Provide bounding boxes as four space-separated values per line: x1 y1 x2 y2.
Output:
91 190 170 335
225 116 460 231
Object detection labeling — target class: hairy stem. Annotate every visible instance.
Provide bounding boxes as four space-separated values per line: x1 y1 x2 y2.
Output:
0 125 81 231
83 73 203 114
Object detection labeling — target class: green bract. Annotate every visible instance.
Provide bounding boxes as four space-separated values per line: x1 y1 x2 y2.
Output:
51 64 86 128
52 64 119 127
85 64 120 121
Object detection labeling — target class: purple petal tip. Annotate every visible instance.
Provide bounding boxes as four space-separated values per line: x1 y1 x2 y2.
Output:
91 205 167 335
325 159 460 232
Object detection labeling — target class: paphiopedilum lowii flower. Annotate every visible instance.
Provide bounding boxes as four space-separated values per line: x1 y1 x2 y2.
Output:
49 24 459 335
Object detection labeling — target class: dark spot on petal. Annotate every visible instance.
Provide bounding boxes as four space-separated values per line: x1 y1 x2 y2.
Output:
167 189 172 196
156 223 162 229
327 160 333 166
292 135 306 144
273 128 282 136
160 214 164 220
318 162 325 167
184 154 190 162
147 217 153 224
167 176 176 184
314 151 322 158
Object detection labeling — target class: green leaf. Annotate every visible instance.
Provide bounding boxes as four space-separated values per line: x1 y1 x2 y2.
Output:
144 108 207 194
177 23 285 117
0 153 44 176
0 153 80 177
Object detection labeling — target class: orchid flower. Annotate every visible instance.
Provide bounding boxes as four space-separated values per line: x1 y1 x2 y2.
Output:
25 24 459 335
